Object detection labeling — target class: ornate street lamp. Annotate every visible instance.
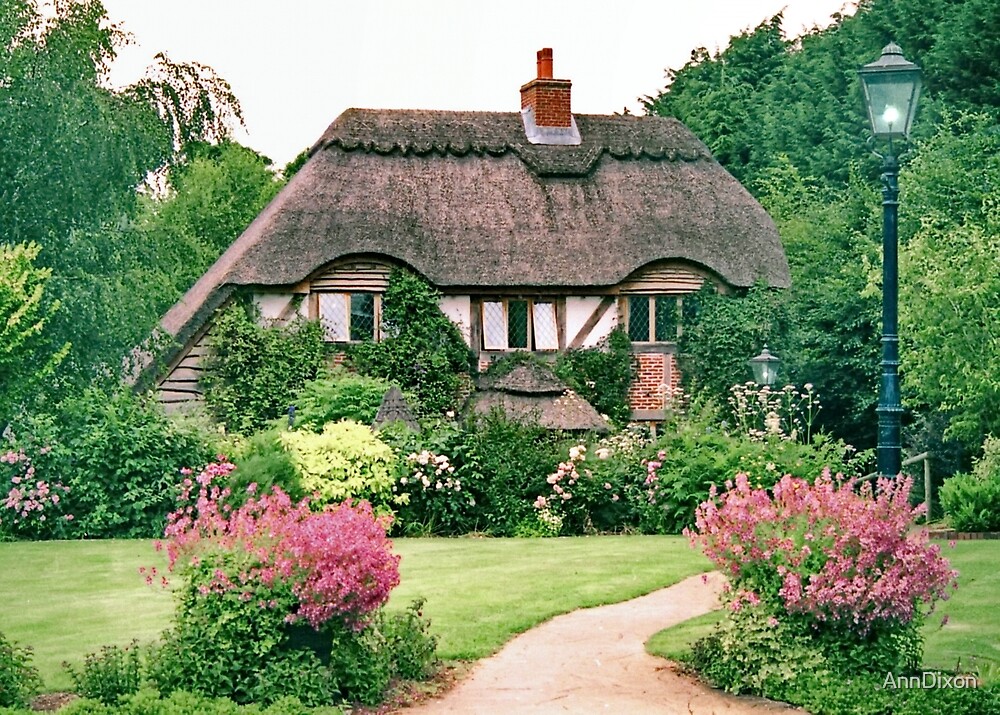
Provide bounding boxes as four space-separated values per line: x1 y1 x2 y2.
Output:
859 43 922 478
749 345 780 387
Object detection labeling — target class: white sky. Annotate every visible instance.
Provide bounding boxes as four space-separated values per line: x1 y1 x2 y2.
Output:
101 0 856 167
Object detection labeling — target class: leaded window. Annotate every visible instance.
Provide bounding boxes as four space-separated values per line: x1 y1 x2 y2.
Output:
626 295 688 343
318 292 380 342
481 299 559 351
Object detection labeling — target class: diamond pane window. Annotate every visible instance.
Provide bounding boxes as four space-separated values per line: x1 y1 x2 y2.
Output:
532 302 558 350
508 300 529 348
318 293 348 341
350 293 376 341
654 296 679 341
627 296 650 342
482 301 507 349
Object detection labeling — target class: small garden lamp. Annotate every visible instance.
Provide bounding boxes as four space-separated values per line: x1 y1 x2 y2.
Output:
749 345 780 387
859 43 922 478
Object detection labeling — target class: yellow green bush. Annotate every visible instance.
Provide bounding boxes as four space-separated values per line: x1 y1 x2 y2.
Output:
280 422 397 512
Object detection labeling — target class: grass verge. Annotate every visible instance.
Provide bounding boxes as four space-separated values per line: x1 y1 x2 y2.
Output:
0 535 710 691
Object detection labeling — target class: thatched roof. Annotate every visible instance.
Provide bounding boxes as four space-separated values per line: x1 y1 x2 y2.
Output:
486 362 567 394
467 391 610 433
468 361 609 432
158 108 789 355
372 386 420 431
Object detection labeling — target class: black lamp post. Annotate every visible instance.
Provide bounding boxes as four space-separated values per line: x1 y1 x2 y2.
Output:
749 345 780 387
858 43 922 478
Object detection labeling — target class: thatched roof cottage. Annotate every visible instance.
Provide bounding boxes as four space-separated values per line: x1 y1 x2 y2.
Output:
151 48 789 420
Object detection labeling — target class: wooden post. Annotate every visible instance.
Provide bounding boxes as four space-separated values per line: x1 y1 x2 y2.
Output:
924 457 933 523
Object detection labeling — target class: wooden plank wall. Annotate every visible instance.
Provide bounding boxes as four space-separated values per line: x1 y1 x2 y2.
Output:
618 265 705 294
157 328 212 411
310 261 391 292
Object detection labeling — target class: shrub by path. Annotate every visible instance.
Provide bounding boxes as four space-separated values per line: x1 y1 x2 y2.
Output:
398 572 804 714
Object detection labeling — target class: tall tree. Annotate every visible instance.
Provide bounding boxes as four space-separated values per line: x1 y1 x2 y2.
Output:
0 243 69 422
900 113 1000 451
644 0 1000 455
643 14 787 183
0 1 246 393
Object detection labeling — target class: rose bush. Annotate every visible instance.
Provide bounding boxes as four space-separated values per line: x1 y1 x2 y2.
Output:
0 448 73 540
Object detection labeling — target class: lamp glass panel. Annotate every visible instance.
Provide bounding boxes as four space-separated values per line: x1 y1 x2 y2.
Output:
861 71 921 138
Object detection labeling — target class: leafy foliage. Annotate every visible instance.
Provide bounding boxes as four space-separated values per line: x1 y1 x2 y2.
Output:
0 630 41 709
226 429 304 507
643 14 788 183
64 642 143 705
51 688 346 714
349 269 472 415
203 303 326 434
280 421 398 512
755 161 882 448
0 0 250 396
900 113 1000 449
464 412 570 536
2 386 214 538
150 141 282 256
553 329 634 426
644 0 1000 459
678 283 791 406
292 368 392 431
0 243 69 424
940 436 1000 532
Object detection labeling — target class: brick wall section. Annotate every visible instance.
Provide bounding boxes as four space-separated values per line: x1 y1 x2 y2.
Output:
627 352 682 412
329 351 349 368
520 79 573 127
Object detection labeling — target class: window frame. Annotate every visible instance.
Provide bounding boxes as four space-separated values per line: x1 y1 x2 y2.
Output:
479 297 560 352
624 294 686 344
314 291 382 343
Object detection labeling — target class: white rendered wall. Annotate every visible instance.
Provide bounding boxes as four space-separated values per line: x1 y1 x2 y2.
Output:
252 293 307 323
566 296 618 348
439 295 472 345
253 294 292 322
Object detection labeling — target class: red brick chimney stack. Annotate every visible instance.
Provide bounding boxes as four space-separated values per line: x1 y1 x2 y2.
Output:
520 48 572 127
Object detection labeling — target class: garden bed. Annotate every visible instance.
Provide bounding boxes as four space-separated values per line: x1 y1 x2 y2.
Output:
928 529 1000 540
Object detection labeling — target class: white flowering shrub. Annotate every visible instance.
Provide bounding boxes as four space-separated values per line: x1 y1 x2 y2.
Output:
395 450 476 535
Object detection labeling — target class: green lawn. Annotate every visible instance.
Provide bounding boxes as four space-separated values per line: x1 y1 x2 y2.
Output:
645 541 1000 683
0 535 710 691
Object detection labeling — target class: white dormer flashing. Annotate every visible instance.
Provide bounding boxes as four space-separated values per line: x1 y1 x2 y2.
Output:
520 105 582 146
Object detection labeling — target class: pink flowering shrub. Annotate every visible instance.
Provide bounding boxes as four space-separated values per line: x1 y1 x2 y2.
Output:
148 459 405 705
162 459 400 629
0 449 73 540
685 470 958 692
688 471 957 631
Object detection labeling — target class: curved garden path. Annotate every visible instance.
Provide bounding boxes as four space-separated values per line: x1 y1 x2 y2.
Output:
399 572 806 714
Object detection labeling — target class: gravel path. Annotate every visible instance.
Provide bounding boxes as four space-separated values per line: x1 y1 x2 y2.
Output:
398 572 806 714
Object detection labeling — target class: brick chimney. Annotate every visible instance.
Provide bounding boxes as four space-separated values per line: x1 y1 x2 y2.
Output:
519 48 580 145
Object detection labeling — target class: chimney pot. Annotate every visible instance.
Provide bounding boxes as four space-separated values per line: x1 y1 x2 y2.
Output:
537 48 553 79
